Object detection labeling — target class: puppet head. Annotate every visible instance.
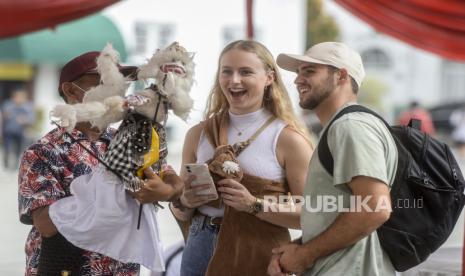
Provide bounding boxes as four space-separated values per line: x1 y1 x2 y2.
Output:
137 42 195 121
51 42 195 130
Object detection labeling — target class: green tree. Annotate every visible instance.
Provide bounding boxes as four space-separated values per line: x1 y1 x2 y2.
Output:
306 0 340 48
358 76 389 112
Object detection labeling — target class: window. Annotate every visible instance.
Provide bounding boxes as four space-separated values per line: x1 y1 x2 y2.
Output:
134 23 147 54
134 22 175 56
361 48 391 69
442 60 465 101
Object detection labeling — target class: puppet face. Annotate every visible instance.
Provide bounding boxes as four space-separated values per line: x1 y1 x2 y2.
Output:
135 42 195 121
153 42 195 82
144 42 194 121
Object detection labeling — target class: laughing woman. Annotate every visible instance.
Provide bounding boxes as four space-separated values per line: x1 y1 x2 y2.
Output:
170 40 314 276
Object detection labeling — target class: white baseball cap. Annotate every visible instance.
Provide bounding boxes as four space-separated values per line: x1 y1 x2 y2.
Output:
277 42 365 88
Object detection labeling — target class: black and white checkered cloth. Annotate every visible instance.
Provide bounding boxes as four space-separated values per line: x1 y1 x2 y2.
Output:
103 112 167 191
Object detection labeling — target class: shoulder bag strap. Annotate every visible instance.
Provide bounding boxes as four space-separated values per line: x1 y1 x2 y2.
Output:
318 104 389 176
232 116 276 156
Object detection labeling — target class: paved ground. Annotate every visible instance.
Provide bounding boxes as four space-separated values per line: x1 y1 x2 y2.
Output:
0 168 30 275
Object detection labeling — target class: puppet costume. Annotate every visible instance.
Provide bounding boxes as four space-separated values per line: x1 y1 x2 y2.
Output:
48 42 194 272
49 166 165 271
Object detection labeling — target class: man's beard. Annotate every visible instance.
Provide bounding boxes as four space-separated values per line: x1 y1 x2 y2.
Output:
299 75 335 110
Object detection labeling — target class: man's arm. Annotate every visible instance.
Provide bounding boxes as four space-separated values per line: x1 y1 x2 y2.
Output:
19 147 63 237
32 206 58 238
275 176 391 273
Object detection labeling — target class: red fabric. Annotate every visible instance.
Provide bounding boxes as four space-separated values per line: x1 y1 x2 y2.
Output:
0 0 118 38
334 0 465 61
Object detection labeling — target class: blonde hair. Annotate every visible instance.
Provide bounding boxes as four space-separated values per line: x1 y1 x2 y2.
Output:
205 40 313 145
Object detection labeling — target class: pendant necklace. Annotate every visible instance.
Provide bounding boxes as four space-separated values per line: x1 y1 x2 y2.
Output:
230 120 256 136
230 114 268 136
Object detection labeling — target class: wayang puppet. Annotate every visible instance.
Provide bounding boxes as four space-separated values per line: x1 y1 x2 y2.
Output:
48 42 195 272
52 42 194 191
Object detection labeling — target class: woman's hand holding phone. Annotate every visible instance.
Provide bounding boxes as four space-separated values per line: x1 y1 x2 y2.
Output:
180 169 218 209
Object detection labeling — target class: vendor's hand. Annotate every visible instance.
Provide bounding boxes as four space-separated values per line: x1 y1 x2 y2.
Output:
161 165 184 201
179 175 218 209
32 206 58 238
217 179 255 212
272 243 313 275
130 168 175 203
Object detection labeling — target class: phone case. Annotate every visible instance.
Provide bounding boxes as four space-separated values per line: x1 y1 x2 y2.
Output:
185 164 218 199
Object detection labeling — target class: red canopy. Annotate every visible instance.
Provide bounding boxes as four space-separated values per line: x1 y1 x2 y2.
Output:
334 0 465 61
0 0 118 39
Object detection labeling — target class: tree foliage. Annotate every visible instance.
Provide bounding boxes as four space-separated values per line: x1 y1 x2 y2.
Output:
306 0 340 48
358 76 389 112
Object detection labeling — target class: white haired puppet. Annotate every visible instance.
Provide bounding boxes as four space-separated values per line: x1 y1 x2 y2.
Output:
51 42 194 190
48 42 195 272
52 42 194 129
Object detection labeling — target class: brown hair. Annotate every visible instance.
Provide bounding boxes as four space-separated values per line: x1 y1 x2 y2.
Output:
205 40 313 145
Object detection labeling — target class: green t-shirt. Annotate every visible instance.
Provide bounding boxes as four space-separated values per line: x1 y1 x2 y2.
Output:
301 106 398 276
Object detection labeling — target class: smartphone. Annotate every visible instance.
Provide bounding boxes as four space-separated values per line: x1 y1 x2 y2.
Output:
184 163 218 199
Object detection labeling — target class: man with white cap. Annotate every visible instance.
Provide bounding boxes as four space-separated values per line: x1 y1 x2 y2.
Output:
268 42 397 275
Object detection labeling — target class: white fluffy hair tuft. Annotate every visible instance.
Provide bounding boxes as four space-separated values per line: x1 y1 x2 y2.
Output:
51 41 196 131
51 43 130 131
50 104 78 131
83 43 129 104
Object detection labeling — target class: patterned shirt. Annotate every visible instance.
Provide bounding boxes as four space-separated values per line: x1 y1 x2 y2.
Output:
18 127 139 276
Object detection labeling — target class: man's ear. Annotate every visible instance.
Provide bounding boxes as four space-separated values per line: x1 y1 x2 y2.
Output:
61 82 78 103
337 69 349 83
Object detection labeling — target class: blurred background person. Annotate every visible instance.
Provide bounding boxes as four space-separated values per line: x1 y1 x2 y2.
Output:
1 89 35 169
450 107 465 158
397 101 435 135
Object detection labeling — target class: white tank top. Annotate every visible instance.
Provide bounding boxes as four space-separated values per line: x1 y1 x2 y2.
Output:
196 108 287 217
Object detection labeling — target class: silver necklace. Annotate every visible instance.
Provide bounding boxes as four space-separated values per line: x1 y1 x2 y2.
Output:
230 121 256 136
230 114 267 136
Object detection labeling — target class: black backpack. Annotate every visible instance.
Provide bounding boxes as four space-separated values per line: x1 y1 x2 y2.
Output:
318 105 465 272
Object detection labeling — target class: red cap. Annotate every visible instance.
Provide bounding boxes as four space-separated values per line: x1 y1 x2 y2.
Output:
58 51 137 93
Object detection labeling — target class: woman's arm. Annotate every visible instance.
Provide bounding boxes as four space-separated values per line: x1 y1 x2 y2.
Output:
179 124 202 179
255 127 313 229
170 124 215 220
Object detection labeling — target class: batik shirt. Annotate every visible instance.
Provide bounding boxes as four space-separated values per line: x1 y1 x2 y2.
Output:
18 127 139 276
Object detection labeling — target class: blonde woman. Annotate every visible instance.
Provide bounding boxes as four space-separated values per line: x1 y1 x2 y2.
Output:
171 40 313 276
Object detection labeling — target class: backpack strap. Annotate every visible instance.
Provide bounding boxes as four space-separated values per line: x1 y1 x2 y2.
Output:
318 104 392 176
